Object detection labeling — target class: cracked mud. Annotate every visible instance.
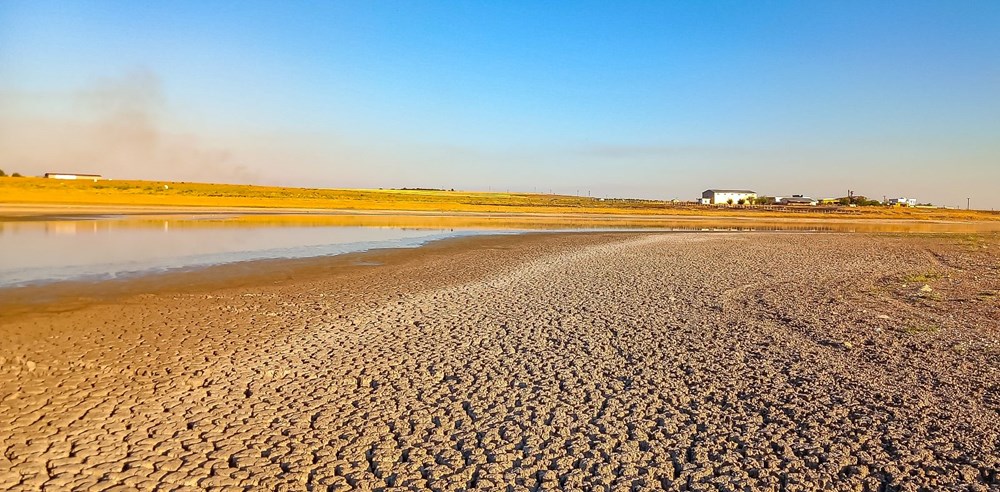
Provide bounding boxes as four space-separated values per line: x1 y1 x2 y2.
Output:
1 232 998 491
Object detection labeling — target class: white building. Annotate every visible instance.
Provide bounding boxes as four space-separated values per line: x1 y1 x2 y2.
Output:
701 189 757 205
888 197 917 207
45 173 102 180
44 173 102 182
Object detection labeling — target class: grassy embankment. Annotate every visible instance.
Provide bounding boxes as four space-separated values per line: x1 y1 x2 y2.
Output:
1 177 997 221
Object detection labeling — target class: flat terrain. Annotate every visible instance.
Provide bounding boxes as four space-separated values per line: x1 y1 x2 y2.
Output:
3 177 998 222
1 232 999 491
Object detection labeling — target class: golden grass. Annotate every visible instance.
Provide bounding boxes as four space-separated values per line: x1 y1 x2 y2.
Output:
1 177 998 221
894 324 941 334
904 272 942 283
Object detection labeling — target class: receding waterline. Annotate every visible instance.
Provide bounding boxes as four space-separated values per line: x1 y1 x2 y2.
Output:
0 222 485 288
2 213 997 288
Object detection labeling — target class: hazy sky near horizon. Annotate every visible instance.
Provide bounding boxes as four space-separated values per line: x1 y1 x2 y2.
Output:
1 1 998 208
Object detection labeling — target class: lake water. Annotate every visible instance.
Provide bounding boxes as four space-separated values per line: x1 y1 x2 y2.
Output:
1 212 997 288
0 220 478 287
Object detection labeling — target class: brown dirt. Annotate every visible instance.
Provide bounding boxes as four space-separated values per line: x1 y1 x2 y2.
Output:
1 232 998 491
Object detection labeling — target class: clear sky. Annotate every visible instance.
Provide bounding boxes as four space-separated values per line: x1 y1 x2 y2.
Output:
1 1 998 208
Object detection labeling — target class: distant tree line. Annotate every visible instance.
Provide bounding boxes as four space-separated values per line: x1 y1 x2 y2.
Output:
838 196 881 206
750 195 887 206
0 169 23 177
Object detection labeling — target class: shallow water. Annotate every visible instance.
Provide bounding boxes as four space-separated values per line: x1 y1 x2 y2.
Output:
0 220 476 287
1 212 997 288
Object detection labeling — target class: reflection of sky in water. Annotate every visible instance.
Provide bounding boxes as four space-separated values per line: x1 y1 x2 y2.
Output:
1 214 996 288
0 221 474 287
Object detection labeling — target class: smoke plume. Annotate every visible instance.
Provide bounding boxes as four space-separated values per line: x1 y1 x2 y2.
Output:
0 69 259 183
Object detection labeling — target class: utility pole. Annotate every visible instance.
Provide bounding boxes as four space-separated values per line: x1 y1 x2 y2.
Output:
967 197 971 210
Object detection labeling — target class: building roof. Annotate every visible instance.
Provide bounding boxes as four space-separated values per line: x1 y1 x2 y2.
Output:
704 189 756 194
45 172 102 177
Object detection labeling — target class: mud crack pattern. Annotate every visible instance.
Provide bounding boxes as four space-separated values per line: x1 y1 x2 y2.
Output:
1 233 999 491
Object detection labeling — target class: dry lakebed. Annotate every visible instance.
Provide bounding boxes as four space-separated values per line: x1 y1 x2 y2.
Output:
1 232 998 491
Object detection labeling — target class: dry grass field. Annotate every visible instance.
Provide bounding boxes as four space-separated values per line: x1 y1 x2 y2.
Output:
2 177 997 221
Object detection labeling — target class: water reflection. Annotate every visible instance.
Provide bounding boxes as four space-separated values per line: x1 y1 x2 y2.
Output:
1 212 997 288
0 221 467 287
6 212 1000 233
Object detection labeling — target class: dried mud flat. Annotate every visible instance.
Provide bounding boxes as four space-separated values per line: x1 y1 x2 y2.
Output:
1 232 999 491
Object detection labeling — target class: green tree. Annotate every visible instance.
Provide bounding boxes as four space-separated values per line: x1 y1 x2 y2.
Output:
0 169 6 177
11 172 22 177
726 198 734 205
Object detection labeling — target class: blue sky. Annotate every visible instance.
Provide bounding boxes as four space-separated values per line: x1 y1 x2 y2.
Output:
1 1 998 207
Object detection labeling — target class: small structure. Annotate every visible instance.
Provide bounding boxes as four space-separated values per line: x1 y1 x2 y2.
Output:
44 173 102 182
777 195 818 206
701 189 757 205
888 197 917 207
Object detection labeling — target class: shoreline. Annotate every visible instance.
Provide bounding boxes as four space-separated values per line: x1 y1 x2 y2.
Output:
2 228 998 320
0 231 619 321
0 232 490 320
1 231 997 489
0 230 783 320
2 202 998 224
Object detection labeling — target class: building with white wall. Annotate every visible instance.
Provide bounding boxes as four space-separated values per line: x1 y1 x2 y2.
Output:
887 197 917 207
701 189 757 205
44 173 102 182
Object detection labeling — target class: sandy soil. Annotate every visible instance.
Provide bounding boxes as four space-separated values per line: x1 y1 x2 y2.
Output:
1 232 998 491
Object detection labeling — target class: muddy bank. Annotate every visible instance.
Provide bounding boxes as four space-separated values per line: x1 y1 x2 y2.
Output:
1 232 998 491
